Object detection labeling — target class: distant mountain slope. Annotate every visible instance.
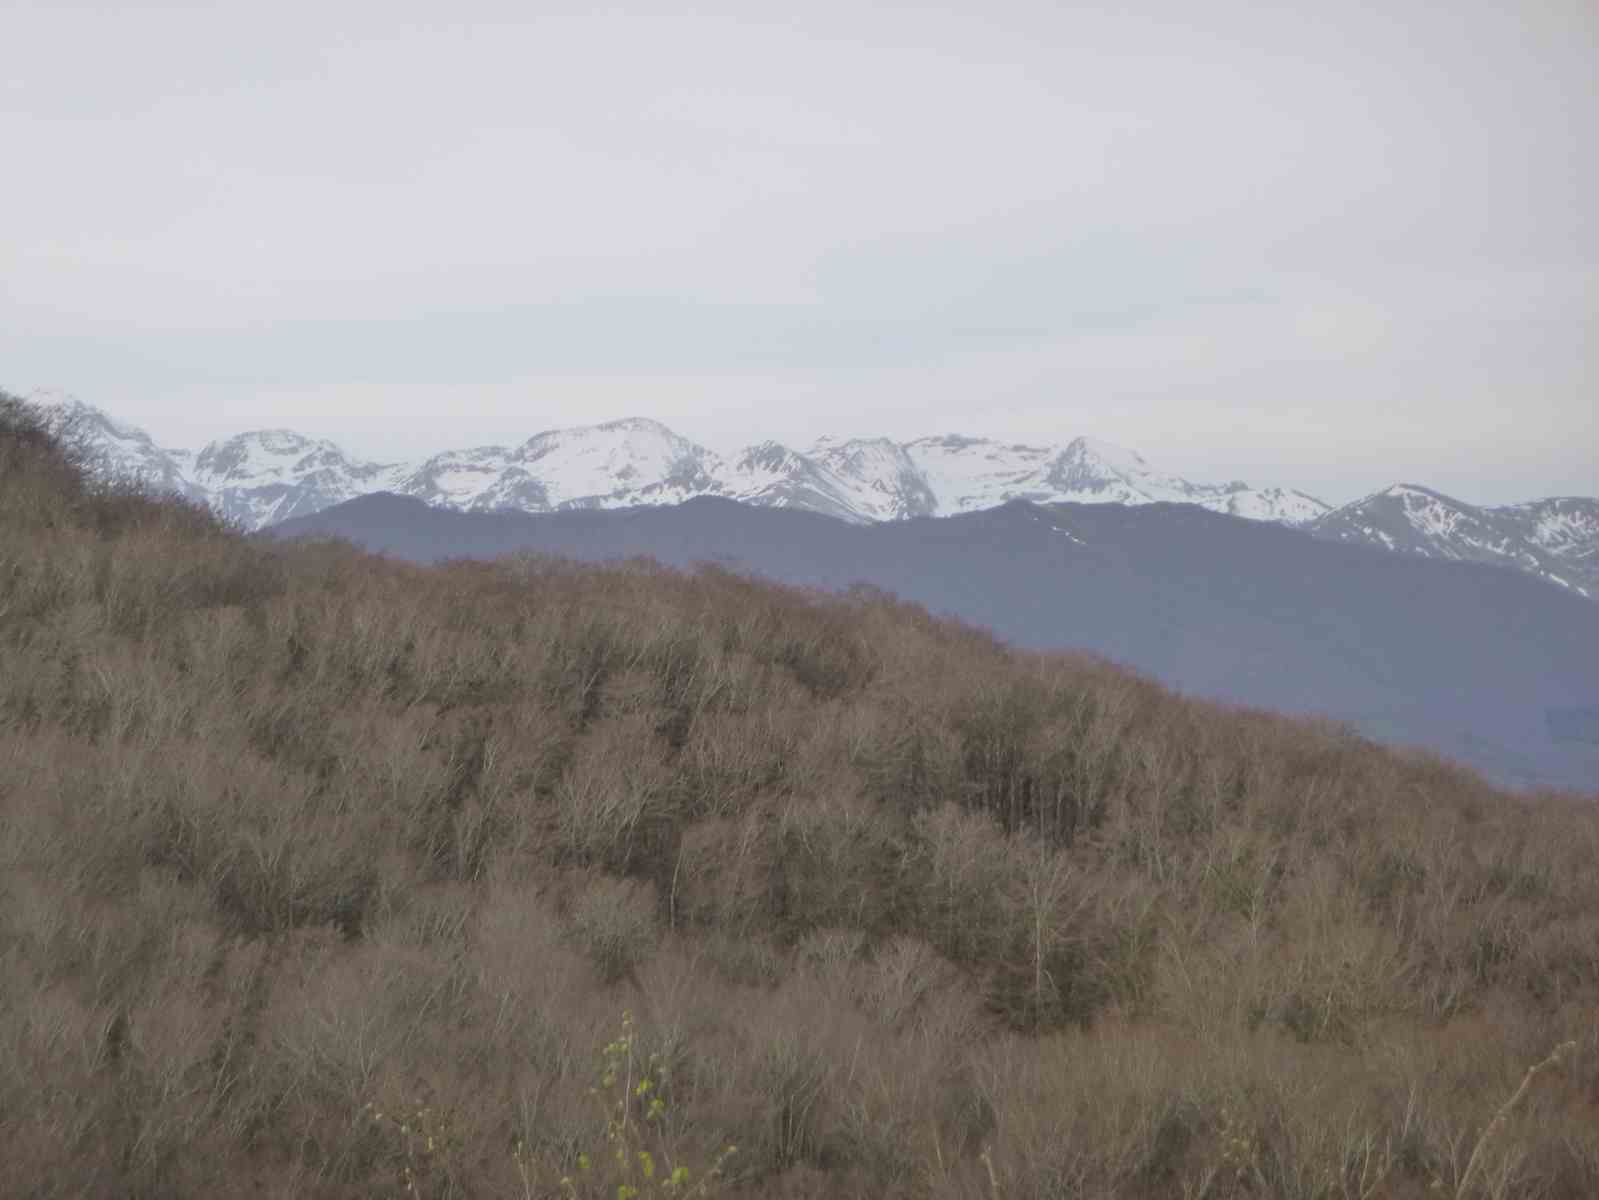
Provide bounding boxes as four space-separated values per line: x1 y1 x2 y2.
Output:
1307 484 1599 598
271 493 1599 794
28 393 1331 530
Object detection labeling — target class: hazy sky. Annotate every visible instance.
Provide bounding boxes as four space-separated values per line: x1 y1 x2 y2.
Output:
3 0 1594 506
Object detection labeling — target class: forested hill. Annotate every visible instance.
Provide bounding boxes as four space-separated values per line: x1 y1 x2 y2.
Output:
274 490 1599 793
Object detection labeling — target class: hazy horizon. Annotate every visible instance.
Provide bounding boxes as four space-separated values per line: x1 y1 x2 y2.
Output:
5 0 1594 507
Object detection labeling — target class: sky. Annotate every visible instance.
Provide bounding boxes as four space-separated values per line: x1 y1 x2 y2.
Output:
2 0 1594 507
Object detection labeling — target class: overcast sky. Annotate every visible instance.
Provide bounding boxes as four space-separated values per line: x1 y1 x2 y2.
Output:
3 0 1594 506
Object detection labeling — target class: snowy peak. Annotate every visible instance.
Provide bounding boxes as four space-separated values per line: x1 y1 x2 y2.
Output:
733 440 808 474
185 428 401 528
904 435 1058 515
391 418 724 514
806 436 939 521
1210 487 1331 524
392 444 538 512
1062 436 1152 474
516 418 721 508
193 429 361 486
592 416 683 438
1046 436 1172 501
1039 437 1332 523
1315 484 1493 551
718 441 866 523
1308 485 1598 598
33 391 147 446
894 432 1328 524
28 391 200 499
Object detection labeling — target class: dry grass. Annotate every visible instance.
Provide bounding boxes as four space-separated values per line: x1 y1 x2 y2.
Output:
2 390 1598 1198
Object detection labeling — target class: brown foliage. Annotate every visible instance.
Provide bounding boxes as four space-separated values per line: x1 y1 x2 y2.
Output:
3 394 1598 1198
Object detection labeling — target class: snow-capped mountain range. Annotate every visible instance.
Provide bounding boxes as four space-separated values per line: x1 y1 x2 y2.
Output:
1307 484 1599 600
30 392 1331 528
26 392 1597 599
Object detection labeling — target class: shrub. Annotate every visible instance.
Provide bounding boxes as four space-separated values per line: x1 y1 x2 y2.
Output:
568 876 659 984
516 1010 736 1199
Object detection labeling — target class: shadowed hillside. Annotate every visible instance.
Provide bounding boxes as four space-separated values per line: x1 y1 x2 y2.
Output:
272 491 1599 793
4 390 1599 1199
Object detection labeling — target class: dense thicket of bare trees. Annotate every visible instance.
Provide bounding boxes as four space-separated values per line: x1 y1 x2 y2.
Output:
3 392 1597 1198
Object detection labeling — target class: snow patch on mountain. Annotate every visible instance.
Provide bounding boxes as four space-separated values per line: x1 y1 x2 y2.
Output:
903 434 1060 515
1211 486 1330 524
518 418 721 509
1045 437 1197 505
189 429 403 528
719 442 865 523
1308 485 1598 599
392 445 538 511
1509 497 1599 567
890 434 1331 524
806 436 940 521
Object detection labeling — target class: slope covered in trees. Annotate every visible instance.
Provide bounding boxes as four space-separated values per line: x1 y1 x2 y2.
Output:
273 489 1599 793
3 392 1597 1198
